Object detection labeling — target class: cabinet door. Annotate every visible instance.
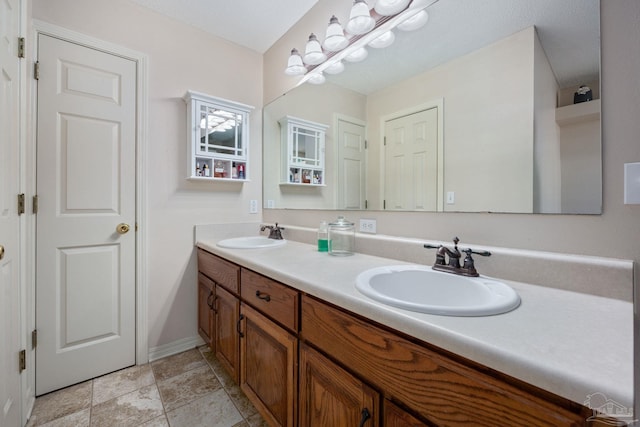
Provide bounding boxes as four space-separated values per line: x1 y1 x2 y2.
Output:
384 400 427 427
240 303 297 427
299 343 378 427
215 285 240 382
197 273 215 348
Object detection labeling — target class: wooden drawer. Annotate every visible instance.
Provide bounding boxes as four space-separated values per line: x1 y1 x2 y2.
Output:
241 268 299 332
197 249 239 294
301 295 586 427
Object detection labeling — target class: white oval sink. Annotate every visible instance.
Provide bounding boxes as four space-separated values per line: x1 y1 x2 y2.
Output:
356 265 520 316
217 236 286 249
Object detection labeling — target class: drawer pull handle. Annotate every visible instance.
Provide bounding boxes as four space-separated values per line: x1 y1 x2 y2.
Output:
358 408 371 427
237 314 245 338
206 291 214 309
255 290 271 302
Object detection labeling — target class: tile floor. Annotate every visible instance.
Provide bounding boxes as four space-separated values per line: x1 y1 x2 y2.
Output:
26 346 268 427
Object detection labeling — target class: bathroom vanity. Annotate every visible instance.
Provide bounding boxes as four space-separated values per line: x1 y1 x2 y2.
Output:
196 234 632 427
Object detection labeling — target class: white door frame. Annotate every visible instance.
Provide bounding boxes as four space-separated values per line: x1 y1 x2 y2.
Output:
378 99 445 211
29 22 149 379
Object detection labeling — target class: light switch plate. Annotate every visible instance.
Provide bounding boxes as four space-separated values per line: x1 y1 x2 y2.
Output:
624 162 640 204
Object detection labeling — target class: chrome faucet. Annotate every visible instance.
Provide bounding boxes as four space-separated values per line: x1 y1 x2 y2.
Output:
424 237 491 277
260 223 285 240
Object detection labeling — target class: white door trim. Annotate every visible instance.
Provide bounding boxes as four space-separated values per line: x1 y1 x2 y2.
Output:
378 99 445 211
30 21 149 367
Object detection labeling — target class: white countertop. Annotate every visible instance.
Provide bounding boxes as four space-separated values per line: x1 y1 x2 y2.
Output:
197 237 634 411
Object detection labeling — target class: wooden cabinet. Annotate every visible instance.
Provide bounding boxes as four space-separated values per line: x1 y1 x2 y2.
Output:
215 285 240 383
299 343 378 427
197 251 607 427
197 272 215 347
240 303 298 427
301 295 591 427
383 401 427 427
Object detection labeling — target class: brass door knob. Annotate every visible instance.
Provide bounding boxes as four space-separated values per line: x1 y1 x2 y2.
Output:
116 223 131 234
0 245 4 260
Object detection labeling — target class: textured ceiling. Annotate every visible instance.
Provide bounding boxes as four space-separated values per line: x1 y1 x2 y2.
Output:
128 0 319 53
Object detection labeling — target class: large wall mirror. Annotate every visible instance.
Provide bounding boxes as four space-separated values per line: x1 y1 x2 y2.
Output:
263 0 601 214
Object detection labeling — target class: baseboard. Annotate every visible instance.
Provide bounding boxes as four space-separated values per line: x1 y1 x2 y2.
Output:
147 335 206 363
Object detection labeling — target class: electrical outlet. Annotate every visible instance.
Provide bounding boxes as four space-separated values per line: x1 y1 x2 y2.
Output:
249 199 258 214
359 218 377 234
446 191 455 204
267 199 275 209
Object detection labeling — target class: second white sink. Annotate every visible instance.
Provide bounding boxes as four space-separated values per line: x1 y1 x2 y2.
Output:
355 265 520 316
217 236 286 249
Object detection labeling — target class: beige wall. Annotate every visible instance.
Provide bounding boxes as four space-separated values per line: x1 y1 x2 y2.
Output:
533 29 561 213
264 3 640 270
365 27 536 213
31 0 264 351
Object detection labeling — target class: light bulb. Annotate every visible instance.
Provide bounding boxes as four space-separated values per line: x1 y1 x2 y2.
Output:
397 10 429 31
308 73 326 85
285 48 306 76
374 0 410 16
323 15 349 51
346 0 375 35
345 47 368 62
368 30 395 49
303 33 327 65
325 60 345 75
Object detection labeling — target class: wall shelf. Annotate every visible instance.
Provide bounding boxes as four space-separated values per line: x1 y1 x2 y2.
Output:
556 99 600 126
185 90 253 181
279 116 328 186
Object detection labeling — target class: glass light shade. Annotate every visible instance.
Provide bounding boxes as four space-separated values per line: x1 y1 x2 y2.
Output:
368 30 395 48
303 33 327 65
397 10 429 31
345 47 368 63
324 60 345 75
374 0 410 16
308 72 326 85
346 0 375 35
364 0 377 8
323 15 349 51
284 48 306 76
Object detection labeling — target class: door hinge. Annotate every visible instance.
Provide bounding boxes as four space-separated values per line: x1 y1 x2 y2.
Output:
17 193 25 215
32 195 39 214
19 349 26 372
32 329 38 349
18 37 25 58
34 61 40 80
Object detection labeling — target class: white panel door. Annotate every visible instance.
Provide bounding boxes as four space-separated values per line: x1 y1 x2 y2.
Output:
384 108 438 210
36 34 137 395
0 0 23 423
337 119 366 209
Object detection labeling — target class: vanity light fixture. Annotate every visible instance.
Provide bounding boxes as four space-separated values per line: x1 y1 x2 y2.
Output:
345 46 369 62
285 48 306 76
324 60 345 75
303 33 327 65
323 15 349 51
286 0 438 85
397 9 429 31
375 0 411 16
346 0 376 35
368 30 395 48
